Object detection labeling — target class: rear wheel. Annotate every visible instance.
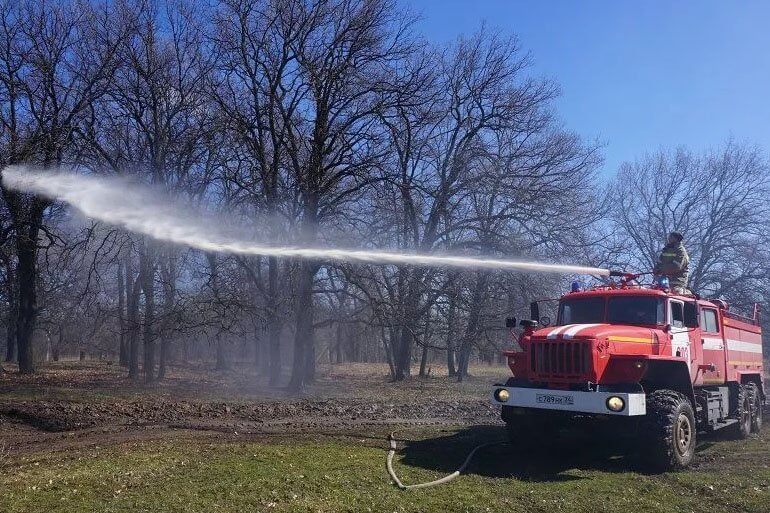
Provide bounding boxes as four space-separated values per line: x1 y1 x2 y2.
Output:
731 385 752 439
748 382 763 433
639 389 696 471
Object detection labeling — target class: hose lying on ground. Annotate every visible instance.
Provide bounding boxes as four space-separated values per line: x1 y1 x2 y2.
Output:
386 431 506 490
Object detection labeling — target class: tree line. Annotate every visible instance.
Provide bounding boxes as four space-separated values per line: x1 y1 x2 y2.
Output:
1 0 768 389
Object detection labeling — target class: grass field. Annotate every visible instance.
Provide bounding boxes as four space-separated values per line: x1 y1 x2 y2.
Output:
1 362 769 513
2 429 769 513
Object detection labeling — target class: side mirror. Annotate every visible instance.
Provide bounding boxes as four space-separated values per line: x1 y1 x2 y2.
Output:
505 317 517 328
529 301 540 322
540 315 552 327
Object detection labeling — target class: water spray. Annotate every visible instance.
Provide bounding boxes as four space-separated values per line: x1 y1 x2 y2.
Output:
1 165 613 490
1 166 609 276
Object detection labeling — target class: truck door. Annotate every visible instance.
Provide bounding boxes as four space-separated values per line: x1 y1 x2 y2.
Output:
668 299 691 363
699 306 726 384
685 300 702 380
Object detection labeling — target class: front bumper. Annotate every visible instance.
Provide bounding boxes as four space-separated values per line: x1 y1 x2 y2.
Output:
491 386 646 416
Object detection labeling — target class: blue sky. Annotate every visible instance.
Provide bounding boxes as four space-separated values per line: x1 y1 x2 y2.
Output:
411 0 770 177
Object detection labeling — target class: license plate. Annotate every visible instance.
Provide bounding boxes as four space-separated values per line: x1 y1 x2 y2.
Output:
537 394 574 405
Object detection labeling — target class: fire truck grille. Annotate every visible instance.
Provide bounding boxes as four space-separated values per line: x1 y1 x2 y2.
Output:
530 339 592 378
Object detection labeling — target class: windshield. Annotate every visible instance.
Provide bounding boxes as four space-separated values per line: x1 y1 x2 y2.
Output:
558 295 665 325
558 297 605 324
607 296 665 325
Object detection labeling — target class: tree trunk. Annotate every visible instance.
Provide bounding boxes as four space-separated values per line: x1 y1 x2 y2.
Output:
215 335 229 370
457 272 489 382
445 289 457 377
267 256 282 385
288 260 316 392
52 326 62 362
117 262 128 367
126 255 141 380
268 315 283 386
157 333 169 379
305 335 316 382
15 221 41 374
382 326 396 379
418 341 429 377
4 272 17 363
394 322 413 380
158 255 176 380
288 193 319 393
334 321 343 364
393 275 420 381
254 331 267 375
140 250 155 383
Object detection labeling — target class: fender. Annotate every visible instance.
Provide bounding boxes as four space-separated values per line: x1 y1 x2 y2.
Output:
641 359 696 407
737 371 766 400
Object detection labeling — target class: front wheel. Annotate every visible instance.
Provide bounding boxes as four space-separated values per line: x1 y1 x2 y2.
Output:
639 389 696 471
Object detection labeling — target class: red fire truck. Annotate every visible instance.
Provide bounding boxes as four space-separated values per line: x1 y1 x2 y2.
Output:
491 273 765 470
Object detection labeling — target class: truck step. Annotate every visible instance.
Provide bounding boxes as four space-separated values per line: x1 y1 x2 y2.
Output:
711 418 738 431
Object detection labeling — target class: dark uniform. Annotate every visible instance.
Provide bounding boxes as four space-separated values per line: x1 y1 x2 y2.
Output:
654 232 690 291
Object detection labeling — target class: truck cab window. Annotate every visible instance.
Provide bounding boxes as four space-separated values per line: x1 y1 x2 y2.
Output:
607 296 664 325
558 297 605 324
670 301 684 328
700 308 719 333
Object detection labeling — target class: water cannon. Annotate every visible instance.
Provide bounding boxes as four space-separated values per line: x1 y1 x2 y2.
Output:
608 270 651 287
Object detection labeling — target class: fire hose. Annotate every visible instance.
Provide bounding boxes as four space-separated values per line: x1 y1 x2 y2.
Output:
386 431 506 490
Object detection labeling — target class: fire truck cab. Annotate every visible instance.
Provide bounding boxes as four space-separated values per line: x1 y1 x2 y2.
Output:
491 279 765 470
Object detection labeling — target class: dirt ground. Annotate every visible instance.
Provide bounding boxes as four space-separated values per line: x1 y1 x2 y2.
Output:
0 361 502 456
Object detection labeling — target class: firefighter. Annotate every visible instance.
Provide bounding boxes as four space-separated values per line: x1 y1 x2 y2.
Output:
654 231 690 293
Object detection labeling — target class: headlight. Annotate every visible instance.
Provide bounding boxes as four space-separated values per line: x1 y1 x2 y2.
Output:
494 388 510 402
606 396 625 412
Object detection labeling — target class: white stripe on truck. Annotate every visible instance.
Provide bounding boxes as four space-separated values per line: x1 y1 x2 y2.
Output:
562 323 603 339
702 337 762 354
726 339 763 354
546 325 574 339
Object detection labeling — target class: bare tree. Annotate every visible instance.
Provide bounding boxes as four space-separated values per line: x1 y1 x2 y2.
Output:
365 28 601 380
0 0 129 372
211 0 304 384
84 0 218 381
610 142 770 301
272 0 416 391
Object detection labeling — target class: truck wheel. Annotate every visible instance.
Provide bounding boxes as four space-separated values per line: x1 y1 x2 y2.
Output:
748 383 763 433
731 385 752 439
640 390 696 471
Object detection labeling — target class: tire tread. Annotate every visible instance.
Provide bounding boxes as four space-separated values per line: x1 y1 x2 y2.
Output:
640 389 695 471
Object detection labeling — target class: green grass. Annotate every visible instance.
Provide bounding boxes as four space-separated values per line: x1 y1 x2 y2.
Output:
2 429 769 513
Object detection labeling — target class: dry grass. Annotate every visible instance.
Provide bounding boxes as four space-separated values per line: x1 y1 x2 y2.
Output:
0 442 8 470
0 360 509 403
